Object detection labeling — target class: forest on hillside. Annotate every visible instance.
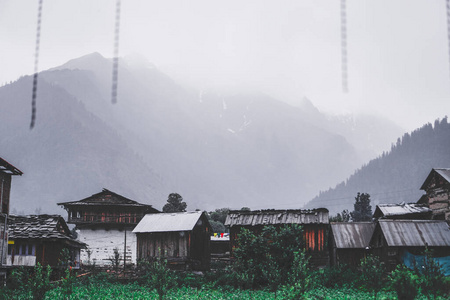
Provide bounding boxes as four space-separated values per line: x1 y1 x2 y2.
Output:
305 117 450 214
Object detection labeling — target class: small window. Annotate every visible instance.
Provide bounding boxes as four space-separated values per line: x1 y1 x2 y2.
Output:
7 244 12 255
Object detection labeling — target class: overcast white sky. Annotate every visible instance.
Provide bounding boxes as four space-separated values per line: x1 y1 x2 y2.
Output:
1 0 449 131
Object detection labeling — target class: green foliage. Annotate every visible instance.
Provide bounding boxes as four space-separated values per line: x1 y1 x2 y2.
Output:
330 209 351 222
351 192 372 222
233 224 306 290
10 263 53 300
59 266 76 299
145 256 176 300
278 251 314 299
318 264 359 288
209 208 230 224
108 247 121 272
414 249 448 297
208 208 230 233
162 193 187 213
389 264 419 300
209 220 226 233
57 248 76 299
359 255 385 298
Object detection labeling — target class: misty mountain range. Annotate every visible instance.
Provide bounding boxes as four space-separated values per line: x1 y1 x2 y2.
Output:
0 53 411 214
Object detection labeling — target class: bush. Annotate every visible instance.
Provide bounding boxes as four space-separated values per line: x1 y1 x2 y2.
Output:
390 264 419 300
414 249 447 297
146 256 176 300
233 225 305 289
318 264 359 288
10 263 53 300
359 255 385 298
277 251 314 299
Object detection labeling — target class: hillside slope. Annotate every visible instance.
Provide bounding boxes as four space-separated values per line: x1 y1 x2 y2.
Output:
304 118 450 214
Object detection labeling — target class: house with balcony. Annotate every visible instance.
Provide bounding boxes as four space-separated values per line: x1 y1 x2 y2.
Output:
57 188 159 267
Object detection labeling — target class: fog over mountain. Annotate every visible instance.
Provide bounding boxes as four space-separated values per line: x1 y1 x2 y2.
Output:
1 53 404 214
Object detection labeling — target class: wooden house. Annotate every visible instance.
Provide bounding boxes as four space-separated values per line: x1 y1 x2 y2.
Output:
0 157 23 215
133 211 211 271
0 157 22 282
419 168 450 222
224 208 329 268
57 188 159 266
373 203 432 220
6 215 85 268
369 219 450 272
329 222 375 267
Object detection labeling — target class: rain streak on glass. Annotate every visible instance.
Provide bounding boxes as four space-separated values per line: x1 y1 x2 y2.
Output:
341 0 348 93
30 0 43 129
111 0 121 104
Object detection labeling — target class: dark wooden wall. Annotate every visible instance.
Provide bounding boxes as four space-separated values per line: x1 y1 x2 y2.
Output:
136 223 211 271
0 173 12 214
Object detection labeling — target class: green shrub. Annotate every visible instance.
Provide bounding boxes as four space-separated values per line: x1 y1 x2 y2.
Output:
318 264 359 288
277 251 314 299
146 256 176 300
390 264 419 300
359 255 385 298
8 264 53 299
414 249 447 298
233 224 305 290
59 266 77 299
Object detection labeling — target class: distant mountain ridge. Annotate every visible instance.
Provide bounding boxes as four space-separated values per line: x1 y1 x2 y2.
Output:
1 53 404 213
304 118 450 215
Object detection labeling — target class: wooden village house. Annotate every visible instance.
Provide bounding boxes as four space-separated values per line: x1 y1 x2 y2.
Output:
0 157 22 282
133 211 212 271
57 189 159 267
329 222 375 266
224 209 329 267
419 168 450 222
369 219 450 272
6 215 85 268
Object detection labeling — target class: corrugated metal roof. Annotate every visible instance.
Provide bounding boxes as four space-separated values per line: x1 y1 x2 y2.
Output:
133 211 205 233
224 209 329 227
374 203 431 218
331 222 375 249
379 220 450 247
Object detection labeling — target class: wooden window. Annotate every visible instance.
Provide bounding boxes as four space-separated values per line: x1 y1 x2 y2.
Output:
317 228 324 251
304 229 315 251
27 244 35 255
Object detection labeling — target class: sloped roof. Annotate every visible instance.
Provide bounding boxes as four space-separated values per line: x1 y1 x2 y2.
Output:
8 215 85 247
0 157 23 175
420 168 450 190
57 188 159 211
224 208 329 227
331 222 375 249
133 211 208 233
374 203 432 219
378 219 450 247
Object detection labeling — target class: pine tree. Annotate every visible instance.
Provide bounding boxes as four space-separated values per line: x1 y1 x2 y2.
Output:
351 192 372 221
